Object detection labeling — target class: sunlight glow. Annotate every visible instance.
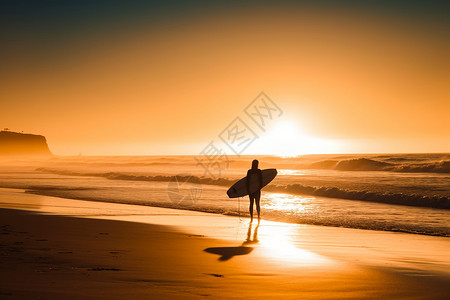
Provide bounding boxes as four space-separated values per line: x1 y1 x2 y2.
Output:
249 119 341 157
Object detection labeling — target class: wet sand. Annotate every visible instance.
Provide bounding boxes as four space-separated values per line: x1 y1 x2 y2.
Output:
1 188 449 299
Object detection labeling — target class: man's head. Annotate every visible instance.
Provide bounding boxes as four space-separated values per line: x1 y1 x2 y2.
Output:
251 159 259 169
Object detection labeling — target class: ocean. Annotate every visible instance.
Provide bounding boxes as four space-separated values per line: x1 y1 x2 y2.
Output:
0 153 449 237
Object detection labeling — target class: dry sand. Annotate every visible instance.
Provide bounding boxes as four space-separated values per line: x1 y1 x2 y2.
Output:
1 188 449 299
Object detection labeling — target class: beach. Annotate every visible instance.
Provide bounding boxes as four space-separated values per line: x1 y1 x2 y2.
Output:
3 0 449 298
1 188 449 299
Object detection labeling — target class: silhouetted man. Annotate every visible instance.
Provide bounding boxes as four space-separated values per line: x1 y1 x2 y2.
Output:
246 159 263 223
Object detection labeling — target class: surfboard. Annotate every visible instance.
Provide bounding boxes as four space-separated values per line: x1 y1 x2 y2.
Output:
226 169 277 198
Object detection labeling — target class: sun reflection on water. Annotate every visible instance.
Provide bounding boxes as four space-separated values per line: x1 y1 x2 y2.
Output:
262 193 315 213
278 169 306 176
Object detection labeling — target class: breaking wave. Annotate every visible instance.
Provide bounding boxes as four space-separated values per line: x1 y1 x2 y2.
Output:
266 184 450 209
301 158 450 173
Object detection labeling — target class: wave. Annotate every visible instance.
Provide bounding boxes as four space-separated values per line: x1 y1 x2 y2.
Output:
36 154 450 174
301 158 450 173
388 160 450 173
266 184 450 209
36 167 450 209
334 158 392 171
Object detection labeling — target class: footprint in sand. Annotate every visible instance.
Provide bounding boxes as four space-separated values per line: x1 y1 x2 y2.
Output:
88 267 121 271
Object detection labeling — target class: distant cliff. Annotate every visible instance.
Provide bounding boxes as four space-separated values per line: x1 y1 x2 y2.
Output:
0 131 52 156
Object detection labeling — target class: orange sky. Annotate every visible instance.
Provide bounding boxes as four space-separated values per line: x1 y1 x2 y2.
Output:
1 2 449 155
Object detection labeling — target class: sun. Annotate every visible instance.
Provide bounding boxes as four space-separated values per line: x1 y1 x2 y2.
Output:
262 120 304 157
249 119 340 156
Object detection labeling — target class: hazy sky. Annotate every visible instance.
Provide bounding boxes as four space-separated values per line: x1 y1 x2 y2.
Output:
1 1 449 155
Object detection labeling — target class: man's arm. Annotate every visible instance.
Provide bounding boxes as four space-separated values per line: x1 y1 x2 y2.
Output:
258 170 263 190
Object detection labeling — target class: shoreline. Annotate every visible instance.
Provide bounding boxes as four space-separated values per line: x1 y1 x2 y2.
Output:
1 188 450 299
22 186 450 238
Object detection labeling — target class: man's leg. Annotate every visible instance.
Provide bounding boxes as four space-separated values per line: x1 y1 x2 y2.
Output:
255 191 261 223
249 196 254 223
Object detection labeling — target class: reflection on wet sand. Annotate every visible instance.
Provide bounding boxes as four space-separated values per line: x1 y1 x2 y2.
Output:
242 223 259 246
0 188 42 210
204 223 258 261
217 221 326 266
204 222 324 266
259 221 325 265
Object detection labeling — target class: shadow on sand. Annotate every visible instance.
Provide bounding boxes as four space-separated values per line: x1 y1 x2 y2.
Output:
204 223 259 261
204 246 254 261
